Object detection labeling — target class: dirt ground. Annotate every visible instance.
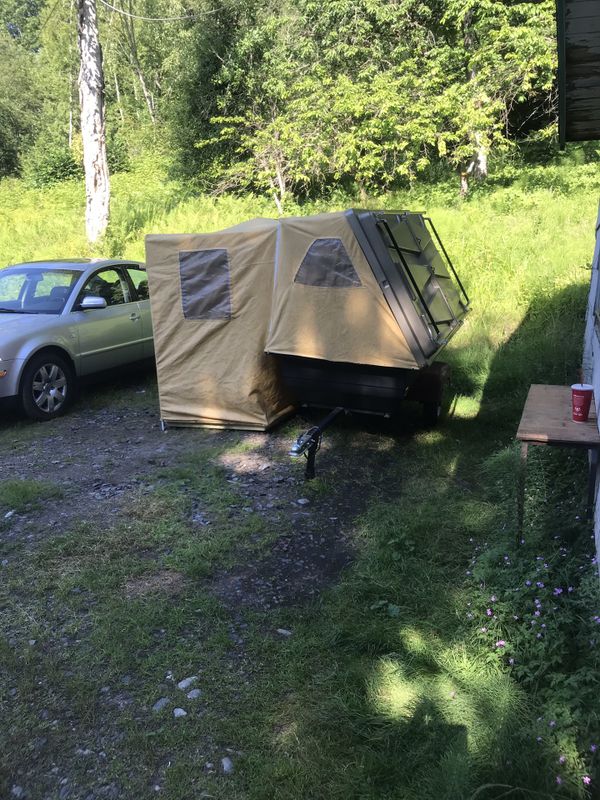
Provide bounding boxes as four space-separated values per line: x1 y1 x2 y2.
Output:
1 374 404 613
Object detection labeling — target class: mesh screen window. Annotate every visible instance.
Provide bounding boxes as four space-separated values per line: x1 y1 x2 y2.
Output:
294 238 362 288
179 249 232 320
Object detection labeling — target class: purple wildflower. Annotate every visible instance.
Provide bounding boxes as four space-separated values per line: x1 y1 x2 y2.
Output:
536 736 542 742
553 587 563 596
559 756 566 765
508 657 514 665
495 640 506 648
534 611 541 616
490 595 497 602
536 582 545 588
525 580 532 587
568 586 574 593
486 608 493 617
549 720 556 728
480 627 487 633
556 776 562 785
584 775 591 785
591 744 597 753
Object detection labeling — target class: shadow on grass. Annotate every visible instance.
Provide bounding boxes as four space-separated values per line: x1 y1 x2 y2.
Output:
236 282 592 799
0 284 593 799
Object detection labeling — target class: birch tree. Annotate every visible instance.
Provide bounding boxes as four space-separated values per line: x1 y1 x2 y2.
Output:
77 0 110 243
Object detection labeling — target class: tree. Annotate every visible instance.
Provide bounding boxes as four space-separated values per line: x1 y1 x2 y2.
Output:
77 0 110 242
178 0 556 204
0 30 41 176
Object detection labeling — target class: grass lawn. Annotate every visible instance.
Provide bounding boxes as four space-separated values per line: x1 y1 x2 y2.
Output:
1 160 600 798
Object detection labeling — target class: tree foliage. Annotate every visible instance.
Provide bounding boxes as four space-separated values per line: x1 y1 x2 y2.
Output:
0 29 41 176
0 0 557 199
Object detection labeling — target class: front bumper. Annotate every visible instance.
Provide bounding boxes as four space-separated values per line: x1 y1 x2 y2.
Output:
0 359 23 400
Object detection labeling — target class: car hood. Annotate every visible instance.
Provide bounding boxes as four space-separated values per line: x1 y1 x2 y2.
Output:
0 312 58 334
0 313 69 359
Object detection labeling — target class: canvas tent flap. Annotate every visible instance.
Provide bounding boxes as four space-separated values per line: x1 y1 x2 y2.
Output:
145 221 293 429
265 212 420 369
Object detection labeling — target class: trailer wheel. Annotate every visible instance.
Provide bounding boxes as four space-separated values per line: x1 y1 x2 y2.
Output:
422 400 442 428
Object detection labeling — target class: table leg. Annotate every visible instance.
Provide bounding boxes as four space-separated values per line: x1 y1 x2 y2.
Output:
517 442 528 544
587 447 599 520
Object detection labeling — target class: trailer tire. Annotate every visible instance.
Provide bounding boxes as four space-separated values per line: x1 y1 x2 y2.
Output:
422 400 442 428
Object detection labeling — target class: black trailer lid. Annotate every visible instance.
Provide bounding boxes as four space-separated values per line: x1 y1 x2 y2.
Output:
345 209 470 366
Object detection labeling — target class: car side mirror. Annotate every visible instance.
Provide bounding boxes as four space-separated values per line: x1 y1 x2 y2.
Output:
79 295 108 310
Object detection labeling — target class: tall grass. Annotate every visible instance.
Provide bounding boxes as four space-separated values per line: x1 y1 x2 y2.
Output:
2 158 597 405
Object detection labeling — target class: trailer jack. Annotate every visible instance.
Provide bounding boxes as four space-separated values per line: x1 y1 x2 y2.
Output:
289 407 346 479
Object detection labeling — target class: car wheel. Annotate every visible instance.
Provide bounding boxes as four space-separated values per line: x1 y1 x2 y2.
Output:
20 352 75 421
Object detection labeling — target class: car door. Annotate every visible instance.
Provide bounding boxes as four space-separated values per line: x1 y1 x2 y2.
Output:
124 264 154 359
73 267 145 375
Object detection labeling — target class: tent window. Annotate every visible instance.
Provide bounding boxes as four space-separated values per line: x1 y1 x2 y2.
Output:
294 238 362 288
179 249 232 320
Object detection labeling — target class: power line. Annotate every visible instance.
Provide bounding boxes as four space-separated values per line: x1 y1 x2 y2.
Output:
97 0 216 22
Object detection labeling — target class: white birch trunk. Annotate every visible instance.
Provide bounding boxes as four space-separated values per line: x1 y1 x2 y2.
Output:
77 0 110 243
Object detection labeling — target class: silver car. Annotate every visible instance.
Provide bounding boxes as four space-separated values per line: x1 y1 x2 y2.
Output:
0 259 154 420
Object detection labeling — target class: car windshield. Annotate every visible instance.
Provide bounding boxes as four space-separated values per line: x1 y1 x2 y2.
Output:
0 268 80 315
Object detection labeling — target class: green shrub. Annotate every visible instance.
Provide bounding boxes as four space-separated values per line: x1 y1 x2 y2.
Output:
23 137 82 187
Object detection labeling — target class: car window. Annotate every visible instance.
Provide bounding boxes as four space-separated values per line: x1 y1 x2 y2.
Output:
126 266 149 300
0 268 79 314
79 268 132 306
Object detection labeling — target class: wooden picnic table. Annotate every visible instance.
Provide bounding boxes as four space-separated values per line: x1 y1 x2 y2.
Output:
516 384 600 539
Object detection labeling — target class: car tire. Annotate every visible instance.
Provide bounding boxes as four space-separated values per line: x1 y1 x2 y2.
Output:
20 352 75 421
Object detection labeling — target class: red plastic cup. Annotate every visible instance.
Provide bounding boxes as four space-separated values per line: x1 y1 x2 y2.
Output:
571 383 594 422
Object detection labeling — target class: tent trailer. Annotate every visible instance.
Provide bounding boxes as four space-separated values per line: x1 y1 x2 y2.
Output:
145 209 469 434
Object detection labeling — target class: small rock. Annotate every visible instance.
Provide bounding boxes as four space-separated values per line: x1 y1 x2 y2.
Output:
11 787 24 799
120 675 132 686
152 697 170 713
165 670 174 682
177 676 197 690
221 757 234 774
296 498 310 506
173 708 187 718
1 559 8 566
205 762 214 770
59 785 71 799
28 639 36 646
4 510 15 519
276 629 293 637
187 688 202 700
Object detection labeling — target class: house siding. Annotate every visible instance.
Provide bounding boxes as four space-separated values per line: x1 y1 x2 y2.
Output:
583 206 600 559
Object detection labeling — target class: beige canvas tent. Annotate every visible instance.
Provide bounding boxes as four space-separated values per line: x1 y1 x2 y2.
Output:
145 218 293 429
145 209 469 429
